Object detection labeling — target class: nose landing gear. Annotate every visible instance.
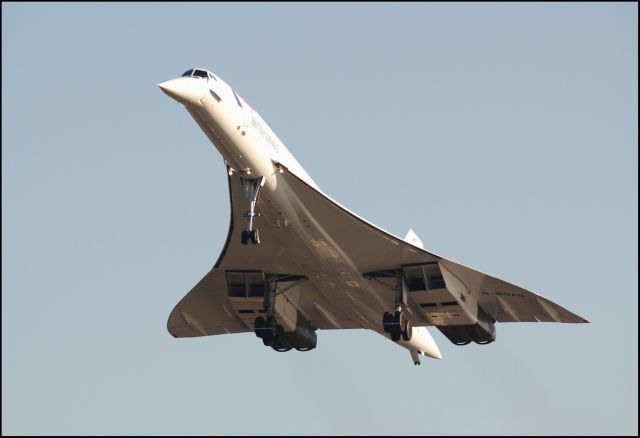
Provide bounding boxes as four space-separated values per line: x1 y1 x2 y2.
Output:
241 229 260 245
239 176 265 245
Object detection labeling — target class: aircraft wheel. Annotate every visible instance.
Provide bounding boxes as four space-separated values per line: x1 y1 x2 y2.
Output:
402 320 413 341
251 229 260 244
382 312 393 333
241 230 250 245
254 316 265 337
393 310 405 329
390 325 402 342
275 324 285 342
261 330 274 346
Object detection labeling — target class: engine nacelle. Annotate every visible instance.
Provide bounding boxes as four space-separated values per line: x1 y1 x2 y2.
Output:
437 306 496 345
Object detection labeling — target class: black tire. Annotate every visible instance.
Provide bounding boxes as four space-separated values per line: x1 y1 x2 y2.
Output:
382 312 393 333
393 310 405 328
241 230 250 245
402 319 413 341
254 316 265 337
390 326 402 342
251 229 260 244
275 324 285 342
262 330 274 346
261 317 276 345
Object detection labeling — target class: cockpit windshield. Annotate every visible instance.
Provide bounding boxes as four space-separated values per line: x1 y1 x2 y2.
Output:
181 68 215 80
193 70 208 78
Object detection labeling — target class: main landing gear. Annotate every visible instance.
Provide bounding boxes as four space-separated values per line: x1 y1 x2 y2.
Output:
366 269 413 343
383 310 413 342
254 276 279 345
239 176 265 245
254 315 284 348
253 275 315 352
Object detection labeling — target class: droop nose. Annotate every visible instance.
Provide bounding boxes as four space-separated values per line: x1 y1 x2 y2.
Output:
158 77 205 105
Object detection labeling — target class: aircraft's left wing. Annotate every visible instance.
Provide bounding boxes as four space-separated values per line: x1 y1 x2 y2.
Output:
167 269 250 337
168 173 371 338
167 175 306 338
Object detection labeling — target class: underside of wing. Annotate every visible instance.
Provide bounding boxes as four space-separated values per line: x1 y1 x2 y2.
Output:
167 269 249 337
438 259 589 324
168 172 387 338
168 167 587 347
167 175 304 338
276 168 443 272
277 169 588 337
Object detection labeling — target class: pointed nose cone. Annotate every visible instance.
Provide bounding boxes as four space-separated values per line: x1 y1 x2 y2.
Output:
158 77 205 105
158 79 182 100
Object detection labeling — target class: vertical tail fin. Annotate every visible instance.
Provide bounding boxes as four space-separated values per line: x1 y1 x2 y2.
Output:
404 229 424 249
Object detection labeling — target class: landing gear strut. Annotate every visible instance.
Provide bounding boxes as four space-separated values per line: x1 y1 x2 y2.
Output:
240 176 265 245
254 274 311 351
370 269 413 342
254 315 283 347
254 276 279 345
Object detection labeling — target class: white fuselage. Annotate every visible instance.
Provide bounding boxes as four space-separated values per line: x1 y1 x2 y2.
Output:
162 74 317 192
159 71 441 360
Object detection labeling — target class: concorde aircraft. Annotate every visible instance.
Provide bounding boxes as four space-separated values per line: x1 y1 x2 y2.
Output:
159 67 587 365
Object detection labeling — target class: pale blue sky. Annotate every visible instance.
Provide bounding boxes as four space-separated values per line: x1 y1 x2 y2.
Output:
2 3 637 435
